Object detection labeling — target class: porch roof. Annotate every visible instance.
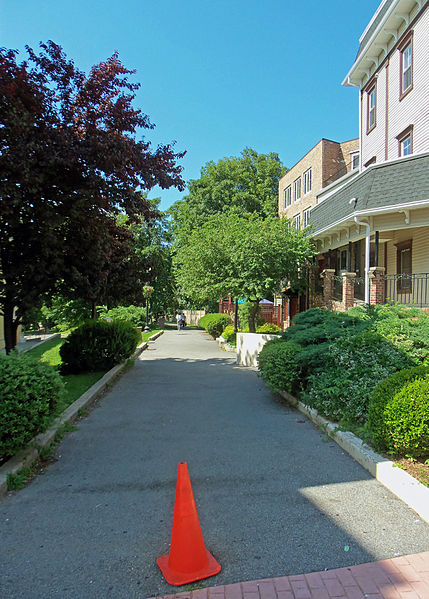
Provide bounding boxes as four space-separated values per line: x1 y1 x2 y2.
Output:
309 153 429 239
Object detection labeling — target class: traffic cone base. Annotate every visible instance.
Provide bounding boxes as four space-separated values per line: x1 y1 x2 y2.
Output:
157 549 221 586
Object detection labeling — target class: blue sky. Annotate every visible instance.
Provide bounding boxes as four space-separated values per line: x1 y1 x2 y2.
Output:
1 0 379 210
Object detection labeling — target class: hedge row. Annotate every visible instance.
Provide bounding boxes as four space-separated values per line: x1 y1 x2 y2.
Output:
198 313 232 339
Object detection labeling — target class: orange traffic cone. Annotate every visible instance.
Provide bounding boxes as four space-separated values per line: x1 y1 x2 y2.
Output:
157 462 221 586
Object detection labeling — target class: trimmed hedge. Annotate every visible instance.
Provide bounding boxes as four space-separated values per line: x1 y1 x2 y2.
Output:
367 365 429 456
60 319 140 374
0 353 64 460
198 313 232 339
256 323 281 334
257 339 301 394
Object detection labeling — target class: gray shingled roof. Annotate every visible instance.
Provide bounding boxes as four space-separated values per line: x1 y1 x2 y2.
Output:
355 0 394 60
310 154 429 235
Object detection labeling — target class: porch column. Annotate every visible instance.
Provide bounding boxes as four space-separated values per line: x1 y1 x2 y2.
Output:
369 266 386 305
321 268 335 310
342 272 356 310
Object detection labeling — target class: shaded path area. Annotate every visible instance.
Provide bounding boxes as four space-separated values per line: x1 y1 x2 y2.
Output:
0 330 428 599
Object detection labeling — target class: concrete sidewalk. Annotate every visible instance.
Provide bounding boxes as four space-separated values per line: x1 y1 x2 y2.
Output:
149 551 429 599
0 329 428 599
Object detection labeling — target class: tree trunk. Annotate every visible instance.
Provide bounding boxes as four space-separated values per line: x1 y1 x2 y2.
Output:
247 299 260 333
91 301 97 319
3 301 19 354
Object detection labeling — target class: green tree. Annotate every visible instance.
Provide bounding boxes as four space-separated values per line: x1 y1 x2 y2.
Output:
174 213 313 331
169 148 286 242
0 42 185 352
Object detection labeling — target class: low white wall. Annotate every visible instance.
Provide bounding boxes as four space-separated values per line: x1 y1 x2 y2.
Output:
236 332 278 367
183 310 206 326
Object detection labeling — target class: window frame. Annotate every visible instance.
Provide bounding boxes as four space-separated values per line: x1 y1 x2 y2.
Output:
397 124 413 157
350 152 360 171
293 177 301 202
367 81 377 134
293 214 301 230
283 185 291 209
399 31 413 100
303 207 311 228
303 168 312 195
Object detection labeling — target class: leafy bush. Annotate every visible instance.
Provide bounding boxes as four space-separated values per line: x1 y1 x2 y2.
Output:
198 313 232 338
0 353 64 460
367 365 429 453
256 323 281 334
60 319 140 374
238 300 265 329
258 339 301 393
382 378 429 459
41 295 92 331
303 330 412 424
99 305 147 327
221 325 236 344
282 308 368 347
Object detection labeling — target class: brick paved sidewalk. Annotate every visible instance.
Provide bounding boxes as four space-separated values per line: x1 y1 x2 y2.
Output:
149 552 429 599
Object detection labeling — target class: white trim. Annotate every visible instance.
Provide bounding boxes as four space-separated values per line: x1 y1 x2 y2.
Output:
312 199 429 238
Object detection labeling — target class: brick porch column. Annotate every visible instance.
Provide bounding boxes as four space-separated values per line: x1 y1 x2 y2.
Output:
321 269 335 310
369 266 386 305
342 272 356 310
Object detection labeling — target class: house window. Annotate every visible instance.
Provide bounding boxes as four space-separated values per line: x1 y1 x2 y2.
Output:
367 83 376 132
351 152 360 170
399 33 413 99
396 239 412 292
303 207 311 227
294 178 301 202
397 125 413 157
303 168 312 195
293 214 301 230
284 185 291 209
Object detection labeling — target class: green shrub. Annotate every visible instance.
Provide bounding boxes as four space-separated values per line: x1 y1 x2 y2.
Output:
0 353 64 460
256 323 281 334
282 308 368 347
258 339 301 393
198 313 232 338
382 378 429 459
367 365 429 453
303 330 412 424
98 305 147 327
221 325 236 344
60 319 140 374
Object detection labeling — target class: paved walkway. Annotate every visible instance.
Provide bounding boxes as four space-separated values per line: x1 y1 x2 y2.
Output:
149 552 429 599
0 330 428 599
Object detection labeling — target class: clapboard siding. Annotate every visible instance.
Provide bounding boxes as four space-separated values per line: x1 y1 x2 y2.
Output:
386 227 429 275
361 3 429 166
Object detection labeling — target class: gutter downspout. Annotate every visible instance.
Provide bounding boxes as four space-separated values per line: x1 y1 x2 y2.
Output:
354 215 370 305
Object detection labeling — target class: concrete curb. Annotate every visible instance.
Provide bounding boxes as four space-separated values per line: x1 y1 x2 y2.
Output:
0 335 162 498
278 390 429 524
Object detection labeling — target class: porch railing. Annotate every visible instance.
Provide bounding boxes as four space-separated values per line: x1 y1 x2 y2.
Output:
384 273 429 308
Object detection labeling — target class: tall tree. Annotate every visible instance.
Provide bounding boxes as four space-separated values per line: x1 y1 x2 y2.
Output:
174 213 314 331
169 147 287 243
0 42 185 352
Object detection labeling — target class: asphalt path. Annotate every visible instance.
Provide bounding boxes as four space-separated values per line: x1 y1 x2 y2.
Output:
1 329 428 599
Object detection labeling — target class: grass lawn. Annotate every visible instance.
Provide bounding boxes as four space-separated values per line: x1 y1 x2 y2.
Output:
26 329 162 414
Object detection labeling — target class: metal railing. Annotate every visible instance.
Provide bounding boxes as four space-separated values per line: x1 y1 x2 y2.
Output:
384 273 429 308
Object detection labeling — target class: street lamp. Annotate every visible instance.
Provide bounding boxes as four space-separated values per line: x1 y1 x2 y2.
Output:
142 284 154 332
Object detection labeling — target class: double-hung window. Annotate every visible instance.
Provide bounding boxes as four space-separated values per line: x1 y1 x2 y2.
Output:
284 185 291 209
294 178 301 202
351 152 360 170
396 240 412 292
293 214 301 230
399 33 413 99
303 168 312 195
397 125 413 157
367 83 376 132
303 207 311 228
